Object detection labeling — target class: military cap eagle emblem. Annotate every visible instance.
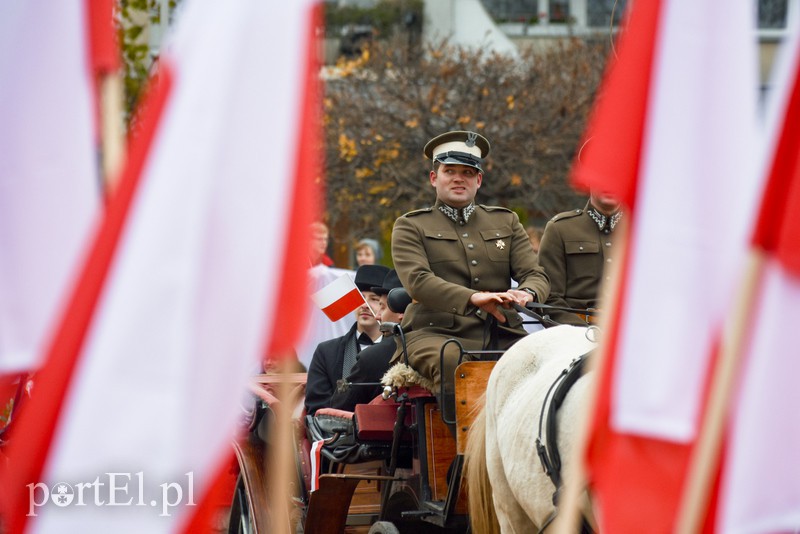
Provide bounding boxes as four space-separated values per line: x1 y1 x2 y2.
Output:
465 131 478 147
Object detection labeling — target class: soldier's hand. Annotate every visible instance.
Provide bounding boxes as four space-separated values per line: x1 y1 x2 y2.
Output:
506 289 533 306
470 291 509 323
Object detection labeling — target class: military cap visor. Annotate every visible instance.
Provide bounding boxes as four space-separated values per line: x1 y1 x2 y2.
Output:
432 150 483 170
424 130 490 172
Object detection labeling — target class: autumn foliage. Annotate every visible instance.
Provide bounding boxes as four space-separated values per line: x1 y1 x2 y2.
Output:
323 36 610 265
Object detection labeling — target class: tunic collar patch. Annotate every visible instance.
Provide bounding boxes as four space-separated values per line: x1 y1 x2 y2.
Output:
438 202 475 223
587 207 623 233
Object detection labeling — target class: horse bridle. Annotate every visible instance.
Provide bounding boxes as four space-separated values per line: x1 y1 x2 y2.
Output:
536 352 590 494
535 350 596 534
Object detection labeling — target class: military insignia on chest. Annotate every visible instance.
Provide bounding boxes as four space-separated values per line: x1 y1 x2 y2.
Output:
495 239 506 250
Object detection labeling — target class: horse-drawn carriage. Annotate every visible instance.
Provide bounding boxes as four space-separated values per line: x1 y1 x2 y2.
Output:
228 307 599 534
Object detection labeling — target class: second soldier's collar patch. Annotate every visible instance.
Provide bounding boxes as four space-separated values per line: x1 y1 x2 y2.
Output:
588 207 623 234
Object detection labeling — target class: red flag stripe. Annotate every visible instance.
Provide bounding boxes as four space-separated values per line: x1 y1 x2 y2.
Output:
752 58 800 257
86 0 120 74
264 1 323 360
570 0 663 208
321 289 365 322
768 65 800 275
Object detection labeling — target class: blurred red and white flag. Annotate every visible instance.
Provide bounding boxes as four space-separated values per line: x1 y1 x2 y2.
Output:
0 0 115 372
717 28 800 533
0 0 321 531
572 0 761 529
312 273 367 322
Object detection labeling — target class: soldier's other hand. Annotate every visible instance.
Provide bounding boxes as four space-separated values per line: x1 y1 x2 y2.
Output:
469 292 507 323
506 289 532 306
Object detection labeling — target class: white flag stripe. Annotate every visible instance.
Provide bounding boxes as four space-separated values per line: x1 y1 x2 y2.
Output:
0 0 99 371
720 261 800 533
311 274 359 308
34 0 316 531
611 0 760 441
296 265 355 368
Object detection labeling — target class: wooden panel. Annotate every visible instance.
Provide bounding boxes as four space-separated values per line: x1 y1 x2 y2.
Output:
424 404 457 502
304 475 363 534
422 406 469 515
454 361 496 454
305 474 395 534
346 461 384 515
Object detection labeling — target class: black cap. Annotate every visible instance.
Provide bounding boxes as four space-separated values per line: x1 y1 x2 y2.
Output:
354 264 390 292
370 269 403 295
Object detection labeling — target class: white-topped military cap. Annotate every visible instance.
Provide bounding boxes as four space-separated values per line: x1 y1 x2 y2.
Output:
423 130 491 172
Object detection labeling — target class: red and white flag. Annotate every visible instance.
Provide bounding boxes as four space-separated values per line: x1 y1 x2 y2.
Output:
311 273 368 322
572 0 761 529
310 439 325 493
0 0 321 531
717 29 800 533
0 0 115 373
295 265 356 368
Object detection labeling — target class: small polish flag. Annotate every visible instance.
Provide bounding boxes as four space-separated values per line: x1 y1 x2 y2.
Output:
310 438 325 492
312 274 368 322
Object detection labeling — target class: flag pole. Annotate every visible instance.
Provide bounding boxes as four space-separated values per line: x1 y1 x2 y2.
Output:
98 70 126 191
675 251 764 533
267 356 299 533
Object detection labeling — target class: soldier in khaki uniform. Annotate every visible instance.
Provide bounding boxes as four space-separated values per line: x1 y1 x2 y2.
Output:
537 191 622 325
390 131 550 413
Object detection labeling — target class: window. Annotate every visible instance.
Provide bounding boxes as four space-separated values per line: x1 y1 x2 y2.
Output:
758 0 788 29
587 0 628 28
549 0 570 23
481 0 539 22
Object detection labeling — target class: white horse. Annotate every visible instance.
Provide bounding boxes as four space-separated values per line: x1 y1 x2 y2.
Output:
465 325 597 533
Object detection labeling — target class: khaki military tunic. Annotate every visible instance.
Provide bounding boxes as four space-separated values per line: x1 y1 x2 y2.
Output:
537 203 619 325
391 200 550 394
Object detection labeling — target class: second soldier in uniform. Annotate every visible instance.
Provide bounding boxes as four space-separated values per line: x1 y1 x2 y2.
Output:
537 189 622 325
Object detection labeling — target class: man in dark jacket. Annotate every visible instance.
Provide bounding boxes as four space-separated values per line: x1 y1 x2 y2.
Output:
305 264 389 415
329 269 408 411
390 130 550 413
537 190 622 325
